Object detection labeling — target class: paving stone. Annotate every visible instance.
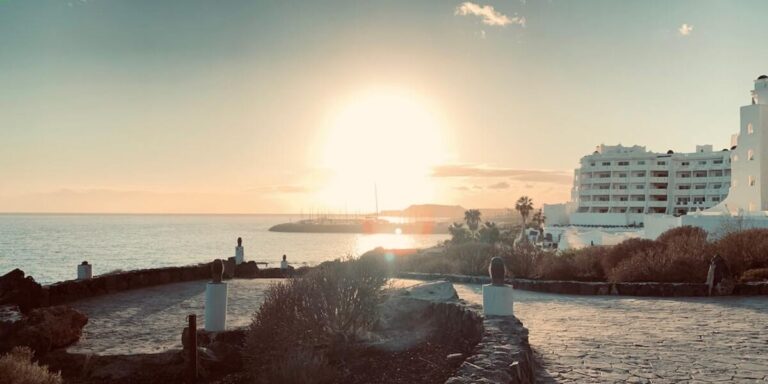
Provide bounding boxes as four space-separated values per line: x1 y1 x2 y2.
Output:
450 283 768 383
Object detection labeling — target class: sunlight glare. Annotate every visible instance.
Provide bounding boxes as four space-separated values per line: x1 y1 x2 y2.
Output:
318 89 448 211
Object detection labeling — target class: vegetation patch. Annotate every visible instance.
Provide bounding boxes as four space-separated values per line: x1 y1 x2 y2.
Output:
378 223 768 283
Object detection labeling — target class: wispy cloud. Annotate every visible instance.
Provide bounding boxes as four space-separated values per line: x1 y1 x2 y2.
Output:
247 185 310 194
678 23 693 36
488 181 510 189
432 164 573 185
455 2 525 27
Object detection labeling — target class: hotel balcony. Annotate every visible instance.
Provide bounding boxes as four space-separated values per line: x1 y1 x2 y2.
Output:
648 188 669 195
647 201 668 207
649 177 669 183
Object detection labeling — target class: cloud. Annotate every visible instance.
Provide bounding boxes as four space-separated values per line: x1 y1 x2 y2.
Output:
472 185 484 190
455 2 525 27
246 185 310 194
488 181 510 189
678 23 693 36
454 186 471 191
432 164 573 185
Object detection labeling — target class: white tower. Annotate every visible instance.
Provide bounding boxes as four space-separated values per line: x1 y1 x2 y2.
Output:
714 75 768 213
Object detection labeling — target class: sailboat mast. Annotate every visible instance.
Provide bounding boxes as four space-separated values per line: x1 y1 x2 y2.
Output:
374 183 379 218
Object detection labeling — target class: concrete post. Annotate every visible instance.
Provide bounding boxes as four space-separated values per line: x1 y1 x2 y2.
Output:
205 259 228 331
483 257 515 316
77 261 92 280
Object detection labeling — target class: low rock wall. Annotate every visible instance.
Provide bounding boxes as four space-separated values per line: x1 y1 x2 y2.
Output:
446 313 535 384
46 264 213 306
398 272 768 297
0 262 304 311
46 262 303 306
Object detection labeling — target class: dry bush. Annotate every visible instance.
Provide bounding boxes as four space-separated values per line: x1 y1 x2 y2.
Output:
600 238 659 275
607 227 711 283
390 243 494 276
0 347 62 384
714 229 768 278
447 243 494 276
740 268 768 282
244 257 388 383
260 348 337 384
532 253 574 280
656 225 708 245
503 242 546 279
568 246 609 281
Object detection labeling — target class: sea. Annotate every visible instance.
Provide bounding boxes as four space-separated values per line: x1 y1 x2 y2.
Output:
0 214 449 285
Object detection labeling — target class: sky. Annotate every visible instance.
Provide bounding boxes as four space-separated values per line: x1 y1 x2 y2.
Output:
1 0 768 214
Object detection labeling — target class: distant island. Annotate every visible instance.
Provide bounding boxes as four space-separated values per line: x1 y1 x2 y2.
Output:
269 204 467 234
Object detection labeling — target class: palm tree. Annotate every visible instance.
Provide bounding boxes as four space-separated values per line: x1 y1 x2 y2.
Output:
515 196 534 228
464 209 482 231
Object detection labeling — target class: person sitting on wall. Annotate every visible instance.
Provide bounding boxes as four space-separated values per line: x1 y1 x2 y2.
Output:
280 254 289 270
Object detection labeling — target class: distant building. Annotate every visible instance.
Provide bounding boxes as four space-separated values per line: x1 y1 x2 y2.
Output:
570 143 731 225
545 75 768 248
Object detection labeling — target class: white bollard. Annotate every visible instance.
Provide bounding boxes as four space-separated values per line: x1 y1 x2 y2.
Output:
205 282 228 332
235 246 244 265
482 284 515 316
77 261 92 280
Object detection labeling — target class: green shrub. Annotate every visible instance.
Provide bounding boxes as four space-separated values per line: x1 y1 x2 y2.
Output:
244 257 388 383
0 347 62 384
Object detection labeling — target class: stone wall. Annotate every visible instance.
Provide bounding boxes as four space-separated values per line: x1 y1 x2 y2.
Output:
1 262 305 311
446 314 535 384
46 262 304 306
398 272 768 297
46 263 213 306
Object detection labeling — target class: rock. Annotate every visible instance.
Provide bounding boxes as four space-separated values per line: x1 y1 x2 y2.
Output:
0 269 45 312
224 258 236 279
403 281 458 302
234 261 259 278
447 353 465 365
3 305 88 356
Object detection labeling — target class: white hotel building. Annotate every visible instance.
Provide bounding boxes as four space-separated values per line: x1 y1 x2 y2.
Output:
567 143 732 226
544 75 768 247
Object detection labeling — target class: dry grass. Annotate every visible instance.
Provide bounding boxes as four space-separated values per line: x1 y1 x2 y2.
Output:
0 347 62 384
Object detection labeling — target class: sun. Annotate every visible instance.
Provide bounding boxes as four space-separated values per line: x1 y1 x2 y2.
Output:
317 88 448 211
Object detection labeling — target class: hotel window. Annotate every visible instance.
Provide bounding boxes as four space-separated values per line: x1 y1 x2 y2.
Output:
698 160 707 165
713 184 722 189
637 160 646 165
748 123 754 134
749 176 756 187
657 161 666 166
681 161 690 166
618 161 629 166
712 197 720 202
602 161 611 166
749 149 755 160
590 162 596 166
714 159 723 164
635 185 645 189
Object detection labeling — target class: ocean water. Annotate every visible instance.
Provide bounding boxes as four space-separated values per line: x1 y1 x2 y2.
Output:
0 214 449 285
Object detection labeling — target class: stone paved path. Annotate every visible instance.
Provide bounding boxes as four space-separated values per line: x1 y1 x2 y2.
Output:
453 284 768 383
69 279 281 355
